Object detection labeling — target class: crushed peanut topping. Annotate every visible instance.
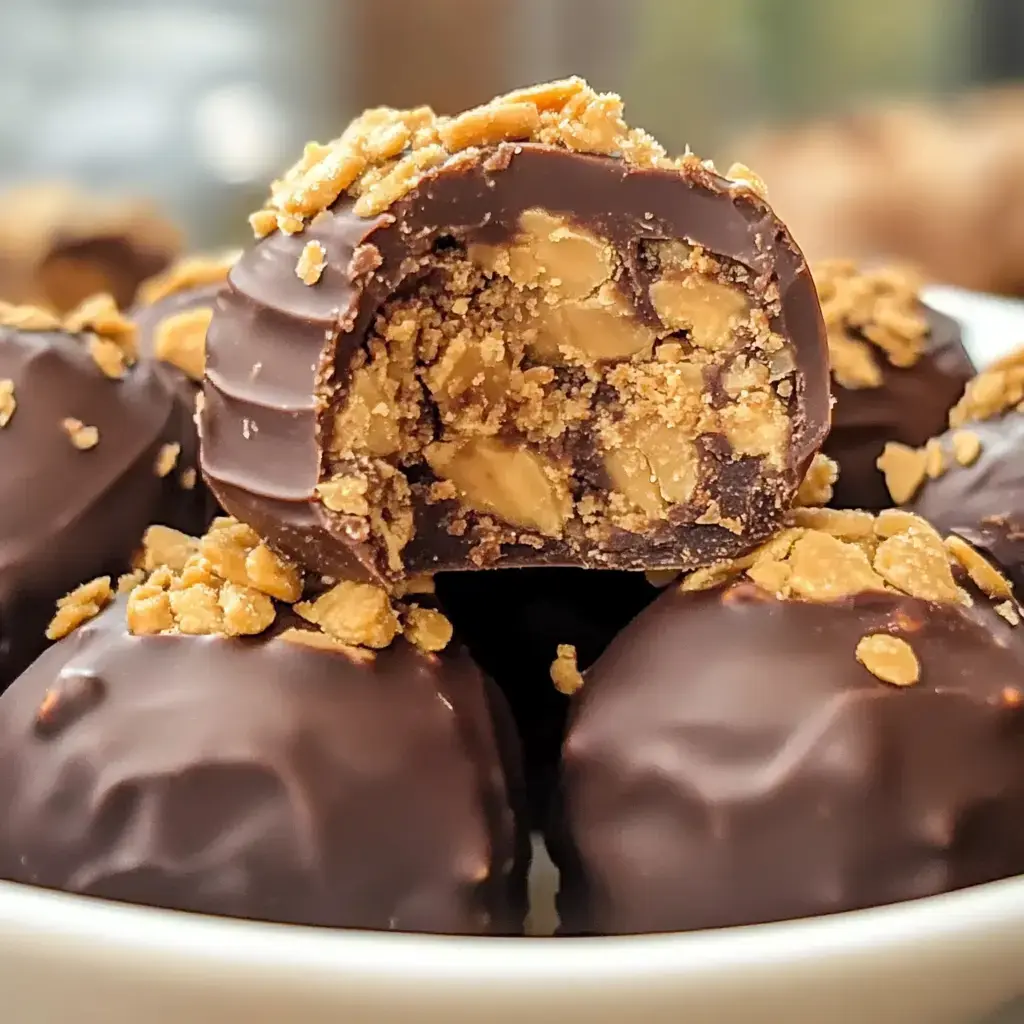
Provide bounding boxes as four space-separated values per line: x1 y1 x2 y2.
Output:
0 379 15 427
550 643 585 694
949 348 1024 427
249 77 710 238
154 442 180 477
856 634 920 686
153 307 211 382
681 506 1014 610
61 418 99 450
877 442 927 504
294 580 400 649
814 261 929 389
137 252 238 306
403 604 453 652
951 430 981 467
795 453 838 507
46 576 114 640
64 293 138 372
295 240 327 285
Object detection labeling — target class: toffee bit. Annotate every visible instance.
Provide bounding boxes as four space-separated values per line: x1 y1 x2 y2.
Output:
154 442 181 477
951 430 982 467
295 240 327 285
876 442 927 504
402 605 453 653
0 379 15 427
855 634 920 687
550 643 585 695
46 576 114 640
61 418 99 450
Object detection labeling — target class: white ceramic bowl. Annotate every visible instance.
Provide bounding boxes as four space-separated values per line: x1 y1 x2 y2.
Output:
3 288 1024 1024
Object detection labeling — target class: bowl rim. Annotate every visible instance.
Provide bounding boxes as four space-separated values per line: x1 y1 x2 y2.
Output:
4 873 1024 983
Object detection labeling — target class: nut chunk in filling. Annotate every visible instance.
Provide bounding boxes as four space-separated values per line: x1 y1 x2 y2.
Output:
202 78 829 583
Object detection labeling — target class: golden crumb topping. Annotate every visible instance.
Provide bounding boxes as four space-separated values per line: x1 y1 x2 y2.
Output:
136 252 239 306
249 77 744 238
550 643 585 694
814 260 930 389
948 347 1024 427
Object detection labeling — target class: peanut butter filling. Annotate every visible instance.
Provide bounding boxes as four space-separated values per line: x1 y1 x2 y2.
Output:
320 212 797 571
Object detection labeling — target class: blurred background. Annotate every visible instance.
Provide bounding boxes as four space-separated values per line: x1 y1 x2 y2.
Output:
1 0 1023 288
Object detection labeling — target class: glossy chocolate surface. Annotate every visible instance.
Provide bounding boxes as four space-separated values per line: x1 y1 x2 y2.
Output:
0 327 201 690
551 581 1024 934
827 307 974 510
203 143 829 581
0 600 529 933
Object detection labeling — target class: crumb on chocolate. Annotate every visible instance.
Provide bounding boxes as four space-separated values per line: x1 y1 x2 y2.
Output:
154 442 180 478
855 634 920 686
61 417 99 450
402 604 453 652
46 576 114 640
180 467 197 490
0 379 15 427
795 453 838 506
877 441 927 504
951 429 982 467
64 293 138 373
949 348 1024 427
0 301 63 331
294 580 400 649
550 643 585 694
295 240 327 285
814 261 929 389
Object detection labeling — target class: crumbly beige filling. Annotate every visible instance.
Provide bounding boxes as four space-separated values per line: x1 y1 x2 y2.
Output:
680 507 1020 686
319 212 796 570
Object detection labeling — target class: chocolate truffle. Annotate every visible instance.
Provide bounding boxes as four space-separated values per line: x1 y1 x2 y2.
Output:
0 300 202 689
0 184 181 313
816 261 974 510
436 567 657 824
0 522 528 933
894 352 1024 590
202 78 829 585
132 254 240 527
551 508 1024 934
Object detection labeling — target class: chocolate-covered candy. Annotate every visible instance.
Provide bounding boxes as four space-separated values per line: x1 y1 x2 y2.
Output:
0 185 181 313
817 262 974 510
0 301 200 689
895 354 1024 589
132 254 240 528
551 508 1024 934
437 567 657 824
202 79 829 584
0 597 528 933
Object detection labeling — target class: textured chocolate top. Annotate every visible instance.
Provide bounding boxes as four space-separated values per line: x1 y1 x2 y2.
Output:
203 143 828 580
552 580 1024 934
0 599 528 933
0 324 197 689
827 306 974 509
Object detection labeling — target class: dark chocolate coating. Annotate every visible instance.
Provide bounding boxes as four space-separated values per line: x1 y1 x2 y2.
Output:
826 306 974 510
0 327 201 690
437 567 657 826
132 282 226 529
911 411 1024 591
551 581 1024 935
202 143 829 581
0 600 529 933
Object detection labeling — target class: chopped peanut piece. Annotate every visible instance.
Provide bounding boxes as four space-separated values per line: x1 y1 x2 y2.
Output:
951 430 982 467
856 634 920 686
877 442 927 504
126 584 174 635
295 581 400 649
218 583 276 636
142 525 198 572
295 240 327 285
945 535 1014 601
61 418 99 450
795 454 838 507
0 379 15 427
154 442 180 478
550 643 585 695
47 576 113 640
244 543 302 602
403 605 453 652
138 253 237 306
